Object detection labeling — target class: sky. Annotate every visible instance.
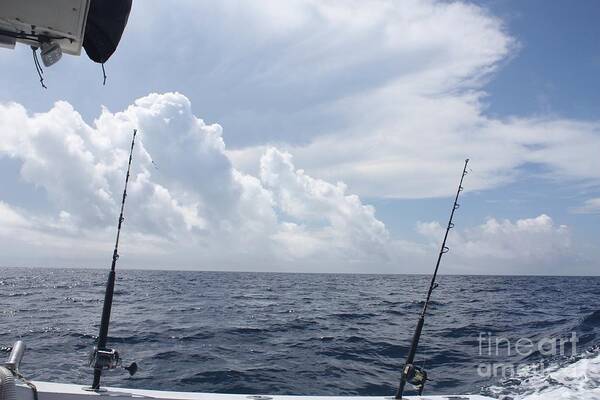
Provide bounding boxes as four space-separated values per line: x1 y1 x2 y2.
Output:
0 0 599 275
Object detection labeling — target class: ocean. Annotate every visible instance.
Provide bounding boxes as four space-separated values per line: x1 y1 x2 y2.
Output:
1 267 599 399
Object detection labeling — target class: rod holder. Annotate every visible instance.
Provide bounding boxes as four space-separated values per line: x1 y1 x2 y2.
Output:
4 341 25 372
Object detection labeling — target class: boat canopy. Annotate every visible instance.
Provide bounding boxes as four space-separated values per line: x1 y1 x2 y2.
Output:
0 0 131 63
83 0 132 63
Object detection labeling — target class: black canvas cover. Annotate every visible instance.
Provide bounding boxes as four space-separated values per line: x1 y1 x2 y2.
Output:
83 0 132 63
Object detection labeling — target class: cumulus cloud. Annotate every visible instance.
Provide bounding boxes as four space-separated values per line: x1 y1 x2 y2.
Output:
260 148 388 261
1 93 582 273
0 93 390 270
417 214 573 274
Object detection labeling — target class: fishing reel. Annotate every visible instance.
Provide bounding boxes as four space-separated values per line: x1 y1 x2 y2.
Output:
89 347 138 376
402 363 428 394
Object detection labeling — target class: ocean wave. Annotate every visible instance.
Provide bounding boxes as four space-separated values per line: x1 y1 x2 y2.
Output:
484 349 600 400
580 310 600 328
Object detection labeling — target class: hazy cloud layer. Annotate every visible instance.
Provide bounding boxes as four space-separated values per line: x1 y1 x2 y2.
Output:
417 214 573 274
172 0 600 198
571 198 600 215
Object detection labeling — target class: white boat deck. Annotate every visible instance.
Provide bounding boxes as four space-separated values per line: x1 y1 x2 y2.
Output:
15 381 493 400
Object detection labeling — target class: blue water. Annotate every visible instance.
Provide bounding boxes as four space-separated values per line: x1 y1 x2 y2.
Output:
1 268 599 397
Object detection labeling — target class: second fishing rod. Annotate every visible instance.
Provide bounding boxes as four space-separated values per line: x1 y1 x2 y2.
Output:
395 158 470 399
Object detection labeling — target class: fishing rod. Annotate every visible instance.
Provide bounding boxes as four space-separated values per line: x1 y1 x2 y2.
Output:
89 129 138 390
395 159 470 399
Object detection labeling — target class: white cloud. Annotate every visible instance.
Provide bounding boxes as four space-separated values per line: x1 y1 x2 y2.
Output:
571 198 600 214
0 94 591 273
286 105 600 199
260 147 388 261
0 93 390 270
164 0 600 199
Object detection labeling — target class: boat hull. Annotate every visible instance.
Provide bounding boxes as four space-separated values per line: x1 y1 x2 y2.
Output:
15 381 493 400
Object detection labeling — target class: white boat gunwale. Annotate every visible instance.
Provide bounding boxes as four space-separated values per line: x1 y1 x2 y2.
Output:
16 381 494 400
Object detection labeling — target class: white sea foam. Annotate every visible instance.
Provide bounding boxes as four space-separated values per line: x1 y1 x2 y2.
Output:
486 349 600 400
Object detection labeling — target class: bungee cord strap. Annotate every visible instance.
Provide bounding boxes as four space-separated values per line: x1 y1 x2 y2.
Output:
102 63 107 85
31 46 46 89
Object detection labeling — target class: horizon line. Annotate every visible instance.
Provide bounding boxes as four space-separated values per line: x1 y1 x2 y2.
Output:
0 265 598 278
